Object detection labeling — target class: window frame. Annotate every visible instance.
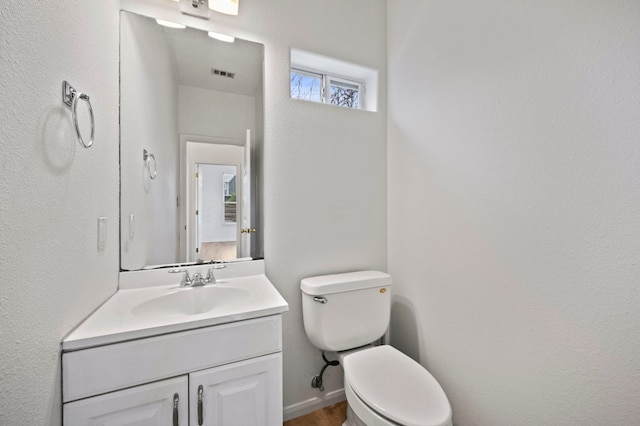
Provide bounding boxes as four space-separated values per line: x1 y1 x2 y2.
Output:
290 66 365 110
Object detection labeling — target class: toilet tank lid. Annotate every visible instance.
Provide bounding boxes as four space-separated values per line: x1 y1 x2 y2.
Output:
300 270 391 296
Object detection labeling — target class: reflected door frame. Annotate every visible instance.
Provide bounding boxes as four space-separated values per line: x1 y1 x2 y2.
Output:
180 134 244 262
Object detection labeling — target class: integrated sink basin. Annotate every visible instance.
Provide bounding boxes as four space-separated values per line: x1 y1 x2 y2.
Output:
132 285 251 318
62 261 289 351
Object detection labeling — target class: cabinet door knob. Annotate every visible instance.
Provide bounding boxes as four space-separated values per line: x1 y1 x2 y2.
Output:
173 393 179 426
198 385 204 425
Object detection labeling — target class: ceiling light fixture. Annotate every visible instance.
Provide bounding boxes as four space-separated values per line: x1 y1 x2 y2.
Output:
208 31 235 43
155 19 186 29
209 0 239 16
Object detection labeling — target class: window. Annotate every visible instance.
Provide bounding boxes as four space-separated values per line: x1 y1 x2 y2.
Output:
222 173 236 223
290 67 364 110
290 48 378 112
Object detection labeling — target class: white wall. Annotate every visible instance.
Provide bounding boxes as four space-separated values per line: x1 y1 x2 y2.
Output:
0 1 120 424
388 1 640 424
0 0 386 423
120 12 180 269
179 85 255 140
253 3 388 414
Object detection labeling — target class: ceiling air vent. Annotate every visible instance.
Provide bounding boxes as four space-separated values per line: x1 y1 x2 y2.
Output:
211 68 235 79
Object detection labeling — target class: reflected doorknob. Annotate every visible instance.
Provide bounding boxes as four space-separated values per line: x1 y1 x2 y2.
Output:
240 228 256 234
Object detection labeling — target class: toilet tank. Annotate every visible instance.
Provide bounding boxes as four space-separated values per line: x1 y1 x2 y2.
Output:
301 271 392 352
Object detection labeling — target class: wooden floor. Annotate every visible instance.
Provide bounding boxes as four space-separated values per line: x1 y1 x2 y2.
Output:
200 241 236 260
284 401 347 426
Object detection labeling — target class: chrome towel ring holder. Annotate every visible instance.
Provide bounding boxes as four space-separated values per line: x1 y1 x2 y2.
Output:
62 81 95 149
143 149 157 180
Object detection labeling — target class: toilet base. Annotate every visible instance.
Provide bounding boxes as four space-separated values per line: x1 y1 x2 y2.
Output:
343 403 367 426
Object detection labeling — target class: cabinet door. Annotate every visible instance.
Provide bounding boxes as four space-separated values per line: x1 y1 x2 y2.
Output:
64 376 188 426
189 353 282 426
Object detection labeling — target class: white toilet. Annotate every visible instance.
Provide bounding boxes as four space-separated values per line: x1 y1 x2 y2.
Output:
301 271 452 426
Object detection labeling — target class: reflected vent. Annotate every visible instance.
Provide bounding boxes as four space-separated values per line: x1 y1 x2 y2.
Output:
211 68 236 79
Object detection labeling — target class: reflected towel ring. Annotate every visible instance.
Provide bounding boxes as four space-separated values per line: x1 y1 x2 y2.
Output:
62 81 95 148
143 149 157 180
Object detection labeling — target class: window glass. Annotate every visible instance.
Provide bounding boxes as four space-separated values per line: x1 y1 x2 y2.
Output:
329 79 360 109
290 70 322 103
222 173 236 223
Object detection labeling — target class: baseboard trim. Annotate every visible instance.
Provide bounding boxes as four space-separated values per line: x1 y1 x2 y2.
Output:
283 388 346 421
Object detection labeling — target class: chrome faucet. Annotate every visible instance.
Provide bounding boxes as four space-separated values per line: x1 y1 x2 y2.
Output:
169 264 226 287
190 273 206 287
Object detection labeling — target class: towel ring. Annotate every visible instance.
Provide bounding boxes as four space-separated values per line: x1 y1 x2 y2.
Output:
143 149 157 180
72 92 94 148
62 81 95 149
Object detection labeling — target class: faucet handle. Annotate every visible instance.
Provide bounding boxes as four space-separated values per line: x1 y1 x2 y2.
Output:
205 264 226 284
169 269 192 286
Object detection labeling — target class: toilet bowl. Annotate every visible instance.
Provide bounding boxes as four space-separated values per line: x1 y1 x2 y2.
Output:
341 345 452 426
300 271 452 426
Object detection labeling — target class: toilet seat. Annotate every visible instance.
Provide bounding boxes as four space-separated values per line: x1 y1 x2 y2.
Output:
345 380 398 425
343 345 452 426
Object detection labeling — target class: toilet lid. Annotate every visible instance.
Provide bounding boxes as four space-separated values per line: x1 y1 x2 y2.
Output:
343 345 452 426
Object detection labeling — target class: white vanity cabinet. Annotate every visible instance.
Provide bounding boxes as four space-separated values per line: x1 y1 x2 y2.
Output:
64 376 189 425
62 315 283 426
189 353 282 426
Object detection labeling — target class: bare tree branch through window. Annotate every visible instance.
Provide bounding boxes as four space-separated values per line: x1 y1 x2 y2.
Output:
290 69 362 109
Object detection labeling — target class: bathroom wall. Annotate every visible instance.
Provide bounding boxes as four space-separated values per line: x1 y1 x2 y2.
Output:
0 1 120 424
0 0 387 423
178 85 255 140
387 1 640 424
121 11 180 269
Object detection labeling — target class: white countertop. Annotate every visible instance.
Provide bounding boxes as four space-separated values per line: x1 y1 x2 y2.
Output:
63 263 288 351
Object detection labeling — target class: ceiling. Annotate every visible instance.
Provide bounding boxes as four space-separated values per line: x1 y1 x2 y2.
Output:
162 24 263 97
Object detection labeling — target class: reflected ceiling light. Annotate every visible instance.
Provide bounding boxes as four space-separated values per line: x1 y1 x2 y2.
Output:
209 0 239 16
155 19 186 29
208 31 235 43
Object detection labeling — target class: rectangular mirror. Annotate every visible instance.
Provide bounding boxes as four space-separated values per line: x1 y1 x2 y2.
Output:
120 11 264 270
